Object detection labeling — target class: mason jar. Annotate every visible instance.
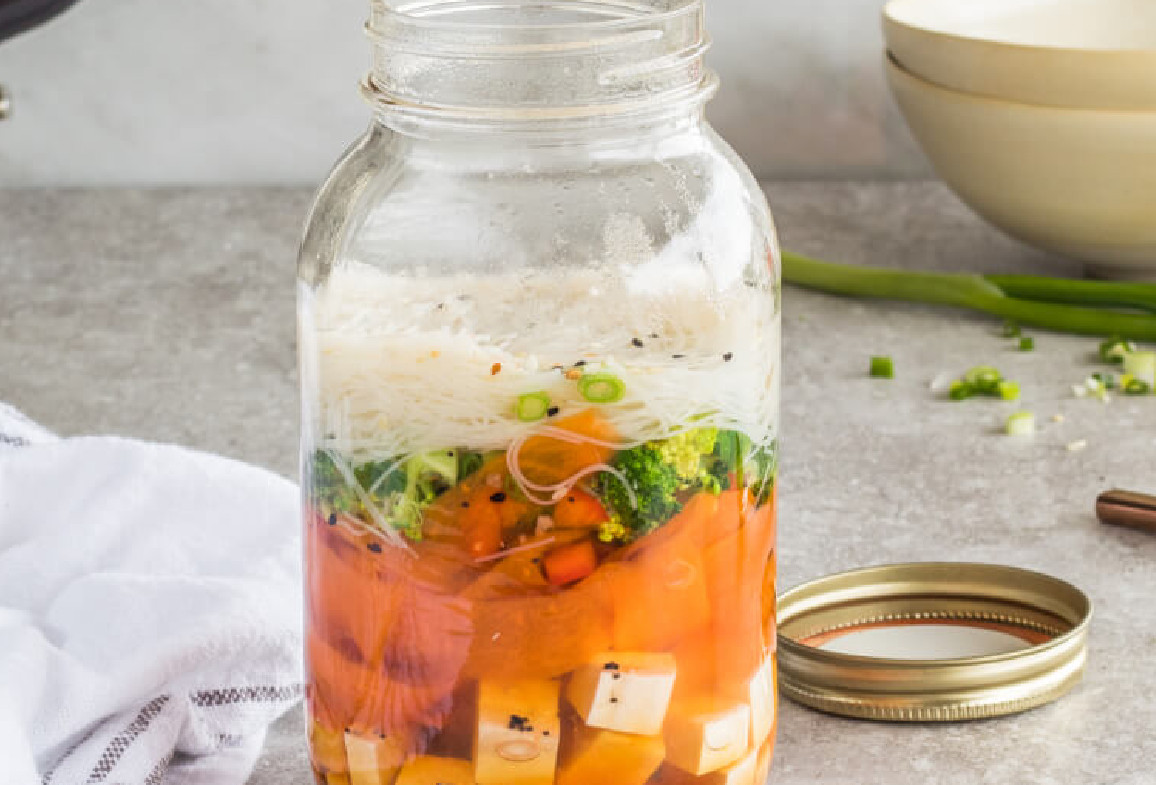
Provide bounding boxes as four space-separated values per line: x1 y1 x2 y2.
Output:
297 2 781 783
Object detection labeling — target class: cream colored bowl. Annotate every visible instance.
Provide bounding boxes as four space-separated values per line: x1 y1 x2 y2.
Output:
886 55 1156 278
884 0 1156 110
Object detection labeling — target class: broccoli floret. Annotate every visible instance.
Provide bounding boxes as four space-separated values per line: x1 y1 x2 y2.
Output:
595 444 682 542
311 448 485 542
655 427 719 481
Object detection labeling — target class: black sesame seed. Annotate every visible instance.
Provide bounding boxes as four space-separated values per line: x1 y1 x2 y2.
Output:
546 406 560 417
490 492 507 503
649 333 659 339
461 501 470 509
567 496 576 503
367 542 383 553
609 697 619 704
723 352 734 362
574 360 587 367
543 730 551 736
327 513 338 526
671 354 685 359
632 338 644 348
604 661 620 670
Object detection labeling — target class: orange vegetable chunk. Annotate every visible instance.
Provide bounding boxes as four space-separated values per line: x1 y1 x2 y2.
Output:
542 539 598 586
514 410 618 487
552 488 609 529
556 718 665 785
464 569 615 680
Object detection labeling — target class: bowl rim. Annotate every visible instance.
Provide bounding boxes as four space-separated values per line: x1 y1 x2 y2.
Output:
885 51 1156 117
883 0 1156 57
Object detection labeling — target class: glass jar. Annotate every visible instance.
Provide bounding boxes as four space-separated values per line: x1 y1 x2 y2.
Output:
297 2 781 784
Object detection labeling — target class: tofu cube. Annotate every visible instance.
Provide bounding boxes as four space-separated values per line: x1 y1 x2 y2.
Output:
395 756 475 785
663 698 751 775
474 679 561 785
309 719 348 774
565 652 677 736
746 656 777 748
556 721 666 785
755 742 773 784
344 730 407 785
660 746 761 785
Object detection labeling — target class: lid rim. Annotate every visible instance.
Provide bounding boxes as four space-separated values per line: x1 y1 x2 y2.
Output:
775 561 1092 722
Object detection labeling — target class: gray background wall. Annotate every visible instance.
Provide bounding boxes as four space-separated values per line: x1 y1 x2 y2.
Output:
0 0 928 186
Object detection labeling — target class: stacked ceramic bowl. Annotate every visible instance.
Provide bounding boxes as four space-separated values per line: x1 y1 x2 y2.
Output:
883 0 1156 279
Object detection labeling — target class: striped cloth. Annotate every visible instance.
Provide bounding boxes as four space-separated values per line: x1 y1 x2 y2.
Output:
0 405 303 785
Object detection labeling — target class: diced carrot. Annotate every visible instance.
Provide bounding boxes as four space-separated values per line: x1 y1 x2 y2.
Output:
542 539 599 586
515 409 618 487
552 488 610 529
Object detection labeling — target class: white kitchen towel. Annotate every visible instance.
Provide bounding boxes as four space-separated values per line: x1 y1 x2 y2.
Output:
0 406 303 785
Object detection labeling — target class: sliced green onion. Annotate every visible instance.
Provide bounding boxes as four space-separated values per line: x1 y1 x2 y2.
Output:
1091 372 1116 390
577 373 626 404
1018 337 1035 352
1001 320 1022 338
997 380 1021 401
964 365 1003 395
514 391 552 422
1123 350 1156 388
1100 337 1137 364
1124 378 1152 396
1006 411 1036 436
949 381 975 401
869 356 895 379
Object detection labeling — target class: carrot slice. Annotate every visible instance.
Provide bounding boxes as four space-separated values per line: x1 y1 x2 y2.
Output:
464 568 615 679
515 409 618 487
552 488 610 529
542 539 598 586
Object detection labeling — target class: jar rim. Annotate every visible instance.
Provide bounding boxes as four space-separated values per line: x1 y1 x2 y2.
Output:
376 0 700 33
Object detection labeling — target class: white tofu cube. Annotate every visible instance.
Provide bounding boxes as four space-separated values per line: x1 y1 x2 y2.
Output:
662 746 760 785
395 755 475 785
565 652 677 736
663 698 751 775
344 730 407 785
474 679 561 785
746 656 777 748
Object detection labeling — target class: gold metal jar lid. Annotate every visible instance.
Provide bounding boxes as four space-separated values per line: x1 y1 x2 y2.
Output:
776 562 1092 722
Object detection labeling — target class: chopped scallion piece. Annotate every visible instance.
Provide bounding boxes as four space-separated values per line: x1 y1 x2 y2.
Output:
514 391 552 422
964 365 1003 395
1018 337 1035 352
997 380 1021 401
1100 337 1137 364
1001 321 1022 338
1123 350 1156 388
1006 411 1036 436
1091 372 1116 390
949 381 975 401
577 373 626 404
1124 378 1152 396
869 356 895 379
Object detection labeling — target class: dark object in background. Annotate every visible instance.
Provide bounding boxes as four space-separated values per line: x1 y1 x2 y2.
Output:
0 0 82 119
1097 490 1156 534
0 0 79 43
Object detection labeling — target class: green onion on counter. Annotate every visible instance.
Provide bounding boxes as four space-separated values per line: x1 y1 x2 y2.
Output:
783 252 1156 340
869 356 895 379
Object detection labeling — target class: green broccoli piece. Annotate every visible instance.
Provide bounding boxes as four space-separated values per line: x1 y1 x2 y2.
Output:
595 444 682 542
655 427 719 480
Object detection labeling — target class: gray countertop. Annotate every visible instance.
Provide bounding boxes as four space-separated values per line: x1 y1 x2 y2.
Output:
2 184 1152 785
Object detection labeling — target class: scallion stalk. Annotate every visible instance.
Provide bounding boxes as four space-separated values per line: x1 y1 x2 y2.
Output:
783 252 1156 340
